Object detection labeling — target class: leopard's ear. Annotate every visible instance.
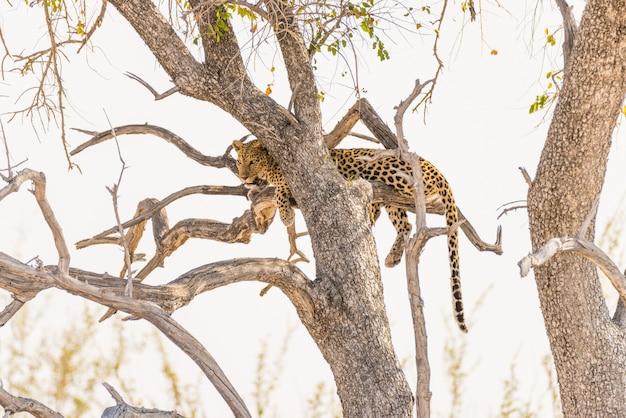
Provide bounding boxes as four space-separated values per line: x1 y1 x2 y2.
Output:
232 140 243 151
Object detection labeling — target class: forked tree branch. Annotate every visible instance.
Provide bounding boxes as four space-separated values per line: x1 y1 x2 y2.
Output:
124 72 180 100
394 79 435 418
0 169 71 274
519 236 626 308
70 125 238 173
519 198 626 327
0 251 253 417
75 185 248 246
101 382 186 417
0 169 266 417
325 98 398 149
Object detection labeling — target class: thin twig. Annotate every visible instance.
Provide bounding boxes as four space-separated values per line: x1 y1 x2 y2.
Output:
125 72 180 100
519 166 532 187
0 119 11 180
103 113 134 297
77 0 107 54
42 3 74 170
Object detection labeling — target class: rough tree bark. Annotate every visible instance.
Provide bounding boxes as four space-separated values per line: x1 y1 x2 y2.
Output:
527 0 626 415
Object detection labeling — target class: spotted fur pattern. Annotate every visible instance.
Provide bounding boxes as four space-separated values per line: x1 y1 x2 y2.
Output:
232 139 467 332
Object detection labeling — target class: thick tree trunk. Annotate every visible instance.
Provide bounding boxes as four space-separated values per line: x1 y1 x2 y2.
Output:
527 0 626 415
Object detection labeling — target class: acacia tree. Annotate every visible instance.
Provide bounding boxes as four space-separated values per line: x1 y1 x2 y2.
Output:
0 1 497 417
0 0 625 417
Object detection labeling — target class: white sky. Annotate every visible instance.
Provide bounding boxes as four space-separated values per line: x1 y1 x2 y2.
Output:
1 0 623 416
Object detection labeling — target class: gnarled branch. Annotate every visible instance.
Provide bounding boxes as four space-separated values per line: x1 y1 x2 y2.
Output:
0 384 63 418
71 124 237 173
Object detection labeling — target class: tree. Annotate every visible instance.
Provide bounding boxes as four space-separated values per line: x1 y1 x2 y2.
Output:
1 0 625 417
523 0 626 415
1 1 499 416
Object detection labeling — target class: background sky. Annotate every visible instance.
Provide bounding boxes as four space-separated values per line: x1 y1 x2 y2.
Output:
1 0 623 416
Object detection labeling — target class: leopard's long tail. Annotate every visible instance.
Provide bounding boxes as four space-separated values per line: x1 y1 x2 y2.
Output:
441 183 467 333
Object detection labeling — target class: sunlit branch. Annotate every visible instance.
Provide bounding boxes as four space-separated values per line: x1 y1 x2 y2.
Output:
0 169 71 274
70 124 237 172
519 198 626 310
0 383 63 418
102 382 186 418
0 252 253 418
75 185 249 246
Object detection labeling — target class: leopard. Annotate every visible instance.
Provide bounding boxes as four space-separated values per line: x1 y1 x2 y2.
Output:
232 139 467 332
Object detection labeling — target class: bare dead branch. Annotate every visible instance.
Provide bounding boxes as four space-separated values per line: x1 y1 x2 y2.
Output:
286 223 310 264
0 167 255 416
395 81 431 418
0 298 28 327
105 124 135 295
130 201 277 282
555 0 578 68
324 98 398 149
519 236 626 306
76 185 248 248
0 252 252 418
370 182 502 255
519 199 626 309
70 124 237 173
96 187 279 321
101 382 186 418
393 79 433 147
124 72 180 100
497 201 527 220
519 166 532 187
117 198 156 278
0 252 313 322
0 383 63 418
0 169 71 274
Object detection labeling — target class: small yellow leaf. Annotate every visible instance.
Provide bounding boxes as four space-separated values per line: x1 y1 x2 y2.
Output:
490 49 498 55
265 85 272 95
622 105 626 116
270 66 275 73
544 28 549 35
547 82 553 89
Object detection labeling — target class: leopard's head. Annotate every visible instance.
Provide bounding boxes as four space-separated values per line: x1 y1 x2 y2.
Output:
232 139 271 185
